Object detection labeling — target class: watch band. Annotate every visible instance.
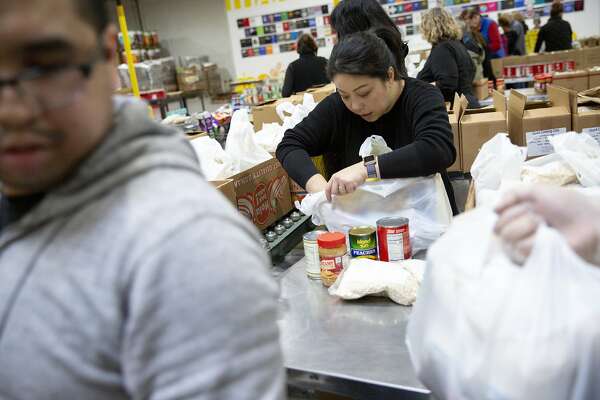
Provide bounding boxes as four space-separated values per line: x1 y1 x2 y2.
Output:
363 156 379 180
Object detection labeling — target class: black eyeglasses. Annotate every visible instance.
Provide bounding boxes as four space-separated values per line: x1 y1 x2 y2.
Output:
0 62 97 112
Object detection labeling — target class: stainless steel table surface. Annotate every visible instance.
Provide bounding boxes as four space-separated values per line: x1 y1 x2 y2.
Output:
278 258 431 399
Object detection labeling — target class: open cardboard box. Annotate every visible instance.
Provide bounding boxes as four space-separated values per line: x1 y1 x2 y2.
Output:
447 93 467 172
570 86 600 142
459 90 508 172
228 158 293 230
553 70 589 92
508 85 571 158
210 180 236 206
302 82 336 103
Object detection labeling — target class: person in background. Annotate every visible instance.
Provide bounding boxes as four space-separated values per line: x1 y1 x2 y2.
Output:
417 8 479 108
534 2 573 53
464 8 504 86
498 15 523 56
458 13 486 82
495 186 600 268
526 16 542 54
282 33 329 97
0 0 285 399
512 11 529 36
331 0 409 76
509 12 527 56
276 27 459 214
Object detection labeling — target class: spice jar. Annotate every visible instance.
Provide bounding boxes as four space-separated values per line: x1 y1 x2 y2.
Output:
318 232 348 287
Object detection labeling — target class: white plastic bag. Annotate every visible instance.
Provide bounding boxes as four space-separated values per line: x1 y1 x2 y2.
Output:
358 135 393 157
328 258 425 305
407 208 600 400
550 132 600 187
276 93 317 131
254 122 285 153
297 175 452 254
470 133 526 206
190 136 234 180
224 109 272 175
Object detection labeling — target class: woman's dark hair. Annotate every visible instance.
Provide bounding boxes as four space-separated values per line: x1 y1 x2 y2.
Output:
330 0 408 78
331 0 398 38
550 2 563 18
462 7 481 20
296 33 318 55
327 27 406 82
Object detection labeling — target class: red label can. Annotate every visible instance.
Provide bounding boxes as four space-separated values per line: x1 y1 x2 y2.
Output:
377 217 411 262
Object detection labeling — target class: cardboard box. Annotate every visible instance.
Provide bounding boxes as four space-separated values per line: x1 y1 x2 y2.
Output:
460 91 508 172
176 67 207 92
304 83 336 102
210 180 236 206
252 100 281 131
568 87 600 135
552 70 589 92
473 78 489 100
589 67 600 88
447 93 468 172
229 158 293 230
508 85 571 157
582 47 600 69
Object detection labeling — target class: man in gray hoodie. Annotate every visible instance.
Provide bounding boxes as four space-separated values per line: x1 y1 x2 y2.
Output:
0 1 285 399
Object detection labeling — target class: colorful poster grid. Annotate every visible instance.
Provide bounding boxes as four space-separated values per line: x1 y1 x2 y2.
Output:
238 4 334 59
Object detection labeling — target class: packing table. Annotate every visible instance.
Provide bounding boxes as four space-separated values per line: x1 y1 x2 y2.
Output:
278 258 431 399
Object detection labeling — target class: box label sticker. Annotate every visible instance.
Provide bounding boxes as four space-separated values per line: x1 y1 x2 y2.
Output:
582 127 600 145
525 127 567 157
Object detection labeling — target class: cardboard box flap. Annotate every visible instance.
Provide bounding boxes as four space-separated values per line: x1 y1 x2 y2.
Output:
461 111 506 124
508 90 527 146
578 86 600 105
457 94 469 120
553 70 588 79
492 90 506 114
547 85 572 109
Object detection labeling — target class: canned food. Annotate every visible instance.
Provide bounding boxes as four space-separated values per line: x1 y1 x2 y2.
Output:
349 226 377 259
304 230 326 280
377 217 412 262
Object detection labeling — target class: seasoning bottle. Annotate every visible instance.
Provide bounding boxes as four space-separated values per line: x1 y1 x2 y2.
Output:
318 232 348 287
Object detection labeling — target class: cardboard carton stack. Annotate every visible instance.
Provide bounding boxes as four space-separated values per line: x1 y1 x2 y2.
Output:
569 87 600 142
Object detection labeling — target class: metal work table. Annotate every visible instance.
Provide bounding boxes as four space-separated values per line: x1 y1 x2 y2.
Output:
278 259 431 399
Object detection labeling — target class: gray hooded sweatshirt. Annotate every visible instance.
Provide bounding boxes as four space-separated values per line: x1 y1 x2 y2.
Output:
0 98 285 400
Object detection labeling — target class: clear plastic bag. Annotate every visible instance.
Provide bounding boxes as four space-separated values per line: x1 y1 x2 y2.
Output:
549 132 600 187
407 208 600 400
297 175 452 254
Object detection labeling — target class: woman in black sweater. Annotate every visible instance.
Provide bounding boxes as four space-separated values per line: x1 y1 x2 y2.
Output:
417 7 479 108
276 27 458 214
282 34 329 97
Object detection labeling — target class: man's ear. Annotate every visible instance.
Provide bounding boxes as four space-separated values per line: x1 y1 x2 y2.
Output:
102 24 118 62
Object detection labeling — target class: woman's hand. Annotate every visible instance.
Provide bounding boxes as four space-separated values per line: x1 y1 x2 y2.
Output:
494 186 600 267
325 161 368 201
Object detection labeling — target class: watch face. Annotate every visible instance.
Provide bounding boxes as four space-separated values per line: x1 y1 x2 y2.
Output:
363 155 375 163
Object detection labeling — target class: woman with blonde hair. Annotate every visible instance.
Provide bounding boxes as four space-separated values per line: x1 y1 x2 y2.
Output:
417 7 479 108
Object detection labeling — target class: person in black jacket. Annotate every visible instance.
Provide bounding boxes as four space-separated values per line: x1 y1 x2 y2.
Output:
276 27 459 214
534 2 573 53
417 7 479 108
281 34 329 97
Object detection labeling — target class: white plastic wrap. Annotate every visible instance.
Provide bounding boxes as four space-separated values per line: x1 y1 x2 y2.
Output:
190 136 234 180
276 93 317 131
549 132 600 187
254 123 285 154
358 135 393 157
407 207 600 400
328 258 426 305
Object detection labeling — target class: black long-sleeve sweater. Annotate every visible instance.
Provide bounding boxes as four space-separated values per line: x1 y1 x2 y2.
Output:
282 54 329 97
276 77 458 213
417 40 480 108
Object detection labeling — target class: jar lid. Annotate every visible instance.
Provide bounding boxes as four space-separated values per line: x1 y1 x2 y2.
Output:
318 232 346 249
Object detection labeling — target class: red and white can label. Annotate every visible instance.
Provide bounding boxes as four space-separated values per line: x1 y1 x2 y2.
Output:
378 225 412 262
